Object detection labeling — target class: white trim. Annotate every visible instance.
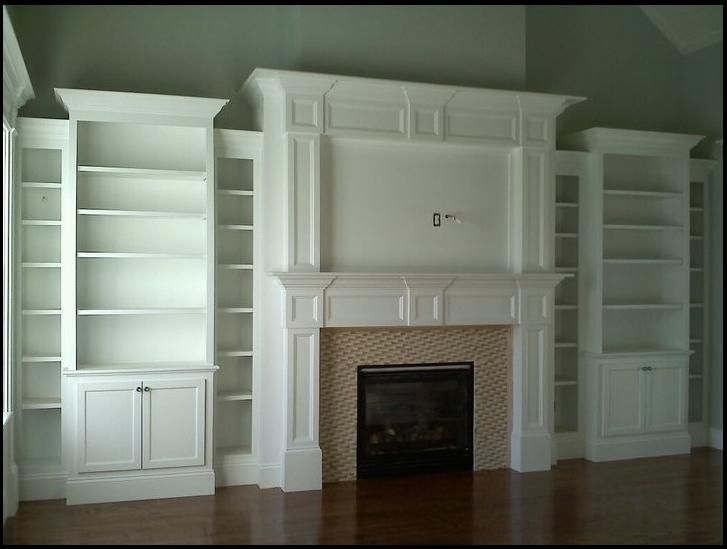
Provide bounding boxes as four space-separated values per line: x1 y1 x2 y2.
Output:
562 127 703 157
258 464 282 489
55 88 228 119
215 461 259 487
555 432 585 460
708 428 723 450
19 472 66 501
65 470 215 505
2 7 35 125
585 432 691 462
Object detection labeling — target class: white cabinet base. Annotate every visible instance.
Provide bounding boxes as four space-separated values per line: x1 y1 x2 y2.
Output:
585 432 690 462
66 469 215 506
19 472 66 502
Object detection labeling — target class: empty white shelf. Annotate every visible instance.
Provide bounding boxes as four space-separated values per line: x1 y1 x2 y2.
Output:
555 267 577 272
217 307 253 314
78 208 205 219
555 305 577 310
21 262 61 268
603 303 682 310
22 356 62 363
77 252 203 259
74 361 212 373
689 338 703 344
78 308 205 316
555 233 578 238
604 258 682 265
78 165 207 180
690 303 704 308
217 189 253 196
603 189 682 199
555 342 577 349
689 207 704 212
689 374 703 380
21 219 61 226
556 202 578 208
217 350 253 357
218 224 254 231
218 391 253 402
603 223 682 231
21 182 62 189
218 263 254 270
22 309 61 316
690 235 704 240
690 267 704 272
22 398 62 410
601 347 687 356
554 380 578 387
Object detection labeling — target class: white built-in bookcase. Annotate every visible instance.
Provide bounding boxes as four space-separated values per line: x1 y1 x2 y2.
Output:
53 90 227 372
553 150 587 455
213 129 262 483
688 158 715 442
15 118 68 495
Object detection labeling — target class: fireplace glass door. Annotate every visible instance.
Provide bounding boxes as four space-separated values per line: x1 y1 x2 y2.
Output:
357 362 474 478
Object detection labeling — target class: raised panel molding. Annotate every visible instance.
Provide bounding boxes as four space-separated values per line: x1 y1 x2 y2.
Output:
241 69 584 147
287 330 319 448
274 273 565 329
286 134 320 271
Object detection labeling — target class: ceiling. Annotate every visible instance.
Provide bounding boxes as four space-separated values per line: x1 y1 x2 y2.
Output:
640 5 723 55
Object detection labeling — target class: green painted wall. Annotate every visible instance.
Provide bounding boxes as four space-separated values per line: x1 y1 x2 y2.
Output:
526 5 684 139
7 5 526 129
679 44 722 431
297 5 525 90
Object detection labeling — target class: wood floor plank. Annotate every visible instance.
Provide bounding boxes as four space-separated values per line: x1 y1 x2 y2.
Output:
3 448 723 544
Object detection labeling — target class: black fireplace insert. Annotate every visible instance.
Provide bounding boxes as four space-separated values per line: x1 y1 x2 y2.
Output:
356 362 474 479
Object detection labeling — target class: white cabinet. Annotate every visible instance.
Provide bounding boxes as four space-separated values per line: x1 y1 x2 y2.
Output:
601 361 686 438
142 378 205 469
77 380 141 473
76 378 206 473
601 362 644 437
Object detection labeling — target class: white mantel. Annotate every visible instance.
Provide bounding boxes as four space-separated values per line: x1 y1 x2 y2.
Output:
241 68 582 491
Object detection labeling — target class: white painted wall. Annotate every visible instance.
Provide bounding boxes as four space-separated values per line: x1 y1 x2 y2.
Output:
320 139 513 272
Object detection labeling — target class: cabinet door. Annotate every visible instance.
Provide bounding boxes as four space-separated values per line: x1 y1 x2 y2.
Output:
600 363 644 437
142 378 206 469
77 380 142 473
644 362 687 433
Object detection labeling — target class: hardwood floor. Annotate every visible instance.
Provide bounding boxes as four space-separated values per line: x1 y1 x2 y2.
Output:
3 448 723 545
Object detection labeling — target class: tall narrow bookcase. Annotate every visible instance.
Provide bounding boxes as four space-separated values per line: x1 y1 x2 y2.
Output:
214 129 262 486
553 150 588 459
562 128 702 462
15 118 68 500
687 158 716 446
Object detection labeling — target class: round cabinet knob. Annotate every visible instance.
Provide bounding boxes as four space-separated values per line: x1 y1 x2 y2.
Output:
144 386 151 392
136 387 142 392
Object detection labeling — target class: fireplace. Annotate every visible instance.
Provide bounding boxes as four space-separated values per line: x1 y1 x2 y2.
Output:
357 362 474 478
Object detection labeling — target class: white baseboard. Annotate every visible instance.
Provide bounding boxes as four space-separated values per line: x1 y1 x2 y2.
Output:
585 432 691 462
555 432 584 460
258 463 282 489
3 462 19 526
709 428 723 450
19 472 66 501
66 470 215 505
689 422 708 447
215 461 259 487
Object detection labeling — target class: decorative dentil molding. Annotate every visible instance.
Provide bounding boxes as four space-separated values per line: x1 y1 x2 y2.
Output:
241 68 584 147
3 6 34 125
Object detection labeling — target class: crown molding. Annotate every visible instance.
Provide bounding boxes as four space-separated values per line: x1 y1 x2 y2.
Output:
3 6 35 125
561 127 704 157
55 88 229 120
